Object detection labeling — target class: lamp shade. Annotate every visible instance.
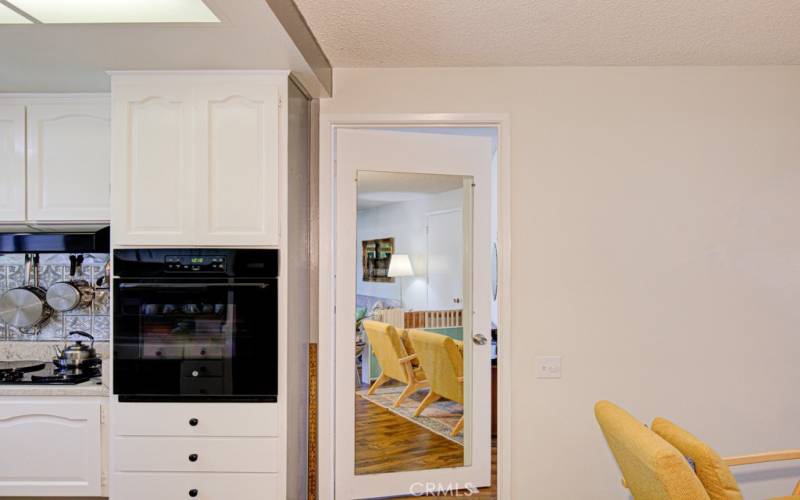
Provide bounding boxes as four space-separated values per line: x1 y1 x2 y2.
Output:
387 254 414 278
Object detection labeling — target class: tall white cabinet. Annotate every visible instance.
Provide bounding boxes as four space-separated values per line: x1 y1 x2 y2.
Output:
0 96 111 223
111 73 281 247
110 71 312 500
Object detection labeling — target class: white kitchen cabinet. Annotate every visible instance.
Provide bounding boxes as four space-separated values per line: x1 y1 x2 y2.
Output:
0 96 111 223
111 72 284 247
26 100 111 221
0 104 26 221
113 401 278 437
115 436 278 472
112 472 277 500
111 402 281 499
111 82 195 245
0 400 103 497
194 82 280 245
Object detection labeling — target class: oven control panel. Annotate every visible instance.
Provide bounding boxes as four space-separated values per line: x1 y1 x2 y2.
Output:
165 255 227 272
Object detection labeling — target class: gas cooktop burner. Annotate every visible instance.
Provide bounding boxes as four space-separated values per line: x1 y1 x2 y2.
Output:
0 360 101 385
0 360 47 373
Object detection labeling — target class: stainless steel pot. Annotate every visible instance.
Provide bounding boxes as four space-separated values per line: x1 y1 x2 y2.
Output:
0 254 52 331
46 255 94 312
53 331 97 369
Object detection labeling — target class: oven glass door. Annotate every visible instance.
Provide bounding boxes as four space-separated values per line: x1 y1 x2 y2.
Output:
113 278 277 401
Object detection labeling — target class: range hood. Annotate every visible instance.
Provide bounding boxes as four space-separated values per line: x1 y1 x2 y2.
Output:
0 224 110 253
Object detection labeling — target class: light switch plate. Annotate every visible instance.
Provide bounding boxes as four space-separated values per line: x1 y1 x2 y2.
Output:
535 356 562 379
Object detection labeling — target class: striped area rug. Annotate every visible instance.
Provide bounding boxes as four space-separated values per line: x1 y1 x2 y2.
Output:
357 386 464 445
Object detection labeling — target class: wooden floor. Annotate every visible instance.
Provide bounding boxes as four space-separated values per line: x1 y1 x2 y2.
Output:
355 391 464 474
391 440 497 499
355 393 497 499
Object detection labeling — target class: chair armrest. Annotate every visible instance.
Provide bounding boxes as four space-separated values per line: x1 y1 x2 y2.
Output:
398 353 417 364
723 450 800 466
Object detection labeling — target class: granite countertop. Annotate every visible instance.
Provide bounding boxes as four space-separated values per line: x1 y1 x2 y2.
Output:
0 378 108 397
0 341 110 398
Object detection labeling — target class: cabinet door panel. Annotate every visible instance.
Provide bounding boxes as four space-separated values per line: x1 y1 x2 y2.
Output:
0 104 26 221
112 472 277 500
195 83 280 246
112 85 194 245
114 436 278 472
26 102 111 221
0 401 101 496
113 402 278 437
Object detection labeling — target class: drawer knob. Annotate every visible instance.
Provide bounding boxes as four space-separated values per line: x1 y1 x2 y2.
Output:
189 453 198 462
189 489 198 497
189 418 199 427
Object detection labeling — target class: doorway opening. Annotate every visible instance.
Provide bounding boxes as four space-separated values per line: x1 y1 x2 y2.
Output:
320 119 510 500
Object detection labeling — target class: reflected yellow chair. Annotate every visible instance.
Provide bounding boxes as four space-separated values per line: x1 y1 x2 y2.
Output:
362 320 428 407
651 417 800 500
594 400 711 500
407 329 464 436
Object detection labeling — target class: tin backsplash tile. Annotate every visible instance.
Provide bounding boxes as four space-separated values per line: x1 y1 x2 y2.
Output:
0 253 110 342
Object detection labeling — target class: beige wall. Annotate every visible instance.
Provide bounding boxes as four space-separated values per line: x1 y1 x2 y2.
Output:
321 66 800 499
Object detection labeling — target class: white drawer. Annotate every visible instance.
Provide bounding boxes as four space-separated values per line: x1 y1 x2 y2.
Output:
113 402 278 437
114 437 278 472
112 472 277 500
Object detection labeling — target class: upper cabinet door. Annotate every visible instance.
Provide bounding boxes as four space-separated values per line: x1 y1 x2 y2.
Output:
0 104 26 221
27 101 111 221
112 83 195 246
194 82 280 246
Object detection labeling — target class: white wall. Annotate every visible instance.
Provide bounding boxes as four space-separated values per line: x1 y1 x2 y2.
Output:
357 189 463 310
322 66 800 499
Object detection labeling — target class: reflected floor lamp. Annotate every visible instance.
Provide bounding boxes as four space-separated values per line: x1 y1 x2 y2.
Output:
387 254 414 309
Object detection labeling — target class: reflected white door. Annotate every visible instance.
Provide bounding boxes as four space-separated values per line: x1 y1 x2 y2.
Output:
335 128 493 499
427 209 463 310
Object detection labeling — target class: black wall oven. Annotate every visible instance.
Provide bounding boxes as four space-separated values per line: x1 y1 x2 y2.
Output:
113 249 278 402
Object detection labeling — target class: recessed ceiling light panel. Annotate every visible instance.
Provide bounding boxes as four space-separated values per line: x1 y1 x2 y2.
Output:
0 3 32 23
10 0 219 23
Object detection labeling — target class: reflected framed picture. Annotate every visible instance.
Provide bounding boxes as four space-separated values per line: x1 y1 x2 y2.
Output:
362 237 394 282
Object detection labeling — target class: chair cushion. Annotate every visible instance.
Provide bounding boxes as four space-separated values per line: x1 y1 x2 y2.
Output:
595 401 710 500
408 329 464 404
651 417 743 500
363 320 412 384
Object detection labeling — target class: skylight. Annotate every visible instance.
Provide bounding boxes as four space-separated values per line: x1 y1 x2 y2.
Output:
0 3 32 23
3 0 219 24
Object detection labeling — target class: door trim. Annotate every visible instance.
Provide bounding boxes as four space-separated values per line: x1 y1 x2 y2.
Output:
318 113 512 499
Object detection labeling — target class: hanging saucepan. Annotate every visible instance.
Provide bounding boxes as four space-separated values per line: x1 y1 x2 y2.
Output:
0 254 52 331
53 331 99 370
46 255 94 312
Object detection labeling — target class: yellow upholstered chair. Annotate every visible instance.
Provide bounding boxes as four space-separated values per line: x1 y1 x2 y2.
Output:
594 401 711 500
407 329 464 436
651 417 800 500
362 320 428 406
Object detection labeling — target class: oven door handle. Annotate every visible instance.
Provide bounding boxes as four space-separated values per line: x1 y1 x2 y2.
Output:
117 283 269 289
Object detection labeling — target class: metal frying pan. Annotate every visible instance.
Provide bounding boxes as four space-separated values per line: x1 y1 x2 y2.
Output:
0 254 53 331
46 255 94 312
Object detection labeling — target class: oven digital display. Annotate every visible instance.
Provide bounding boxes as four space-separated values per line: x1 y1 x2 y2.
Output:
165 255 226 272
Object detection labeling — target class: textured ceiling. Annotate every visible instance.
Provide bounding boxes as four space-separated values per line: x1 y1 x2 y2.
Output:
293 0 800 66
